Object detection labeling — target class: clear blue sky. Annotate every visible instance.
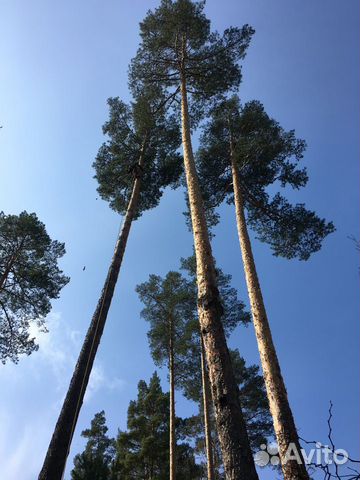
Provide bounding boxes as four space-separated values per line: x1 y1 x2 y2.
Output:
0 1 359 479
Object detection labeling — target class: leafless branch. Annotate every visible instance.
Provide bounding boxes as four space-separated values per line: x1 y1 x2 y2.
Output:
299 402 360 480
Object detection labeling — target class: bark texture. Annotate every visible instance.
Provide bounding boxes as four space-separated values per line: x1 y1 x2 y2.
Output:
230 148 309 480
169 318 176 480
200 337 216 480
0 240 25 291
38 142 147 480
180 74 258 480
0 257 15 291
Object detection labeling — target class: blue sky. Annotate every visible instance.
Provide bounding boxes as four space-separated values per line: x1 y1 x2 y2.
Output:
0 1 359 479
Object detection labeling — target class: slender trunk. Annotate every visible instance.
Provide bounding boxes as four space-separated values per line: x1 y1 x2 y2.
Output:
230 148 309 480
38 138 148 480
169 318 176 480
200 337 215 480
180 73 258 480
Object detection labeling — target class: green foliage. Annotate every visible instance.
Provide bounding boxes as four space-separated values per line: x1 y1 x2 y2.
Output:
230 349 273 448
136 257 268 472
93 90 182 217
136 272 196 367
71 411 116 480
178 343 272 449
180 347 272 479
130 0 254 123
0 211 69 363
179 254 251 334
113 372 202 479
136 256 250 372
197 96 335 259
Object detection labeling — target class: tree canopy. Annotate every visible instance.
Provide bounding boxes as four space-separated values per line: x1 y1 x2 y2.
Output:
0 211 69 363
93 90 182 218
71 410 116 480
129 0 254 122
136 271 195 368
113 372 202 480
197 96 335 259
136 255 250 374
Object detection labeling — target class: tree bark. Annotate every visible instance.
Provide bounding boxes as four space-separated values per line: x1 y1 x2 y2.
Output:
230 146 309 480
169 318 176 480
0 256 15 291
180 73 258 480
38 138 148 480
200 337 216 480
0 238 26 291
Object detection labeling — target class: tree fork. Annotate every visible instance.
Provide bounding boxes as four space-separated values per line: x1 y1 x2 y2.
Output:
230 141 310 480
38 137 148 480
180 71 258 480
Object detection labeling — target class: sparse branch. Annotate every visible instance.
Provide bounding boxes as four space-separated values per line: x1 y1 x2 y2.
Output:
300 402 360 480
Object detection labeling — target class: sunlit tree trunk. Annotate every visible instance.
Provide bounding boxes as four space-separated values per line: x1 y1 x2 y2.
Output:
201 337 216 480
38 137 148 480
180 71 258 480
169 317 176 480
230 141 309 480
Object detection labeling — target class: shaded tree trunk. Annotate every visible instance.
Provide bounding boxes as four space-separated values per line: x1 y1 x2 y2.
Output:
230 144 309 480
169 317 176 480
180 72 258 480
200 337 215 480
0 238 26 291
0 257 14 291
38 138 148 480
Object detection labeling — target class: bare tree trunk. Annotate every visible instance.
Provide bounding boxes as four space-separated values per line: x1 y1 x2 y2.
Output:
169 319 176 480
180 73 258 480
200 337 216 480
230 147 309 480
38 138 148 480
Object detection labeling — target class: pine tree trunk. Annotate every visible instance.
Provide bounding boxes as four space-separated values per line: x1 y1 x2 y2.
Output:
0 239 26 291
200 337 216 480
38 139 148 480
169 318 176 480
180 73 258 480
230 149 309 480
0 257 14 291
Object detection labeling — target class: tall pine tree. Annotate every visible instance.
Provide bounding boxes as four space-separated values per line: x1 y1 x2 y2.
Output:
130 3 258 477
136 272 196 480
137 256 262 480
39 90 182 480
196 96 334 479
178 256 272 479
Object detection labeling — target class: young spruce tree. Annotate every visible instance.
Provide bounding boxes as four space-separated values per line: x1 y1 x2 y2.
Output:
71 411 115 480
113 372 202 480
39 90 181 480
197 96 335 479
130 3 258 478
